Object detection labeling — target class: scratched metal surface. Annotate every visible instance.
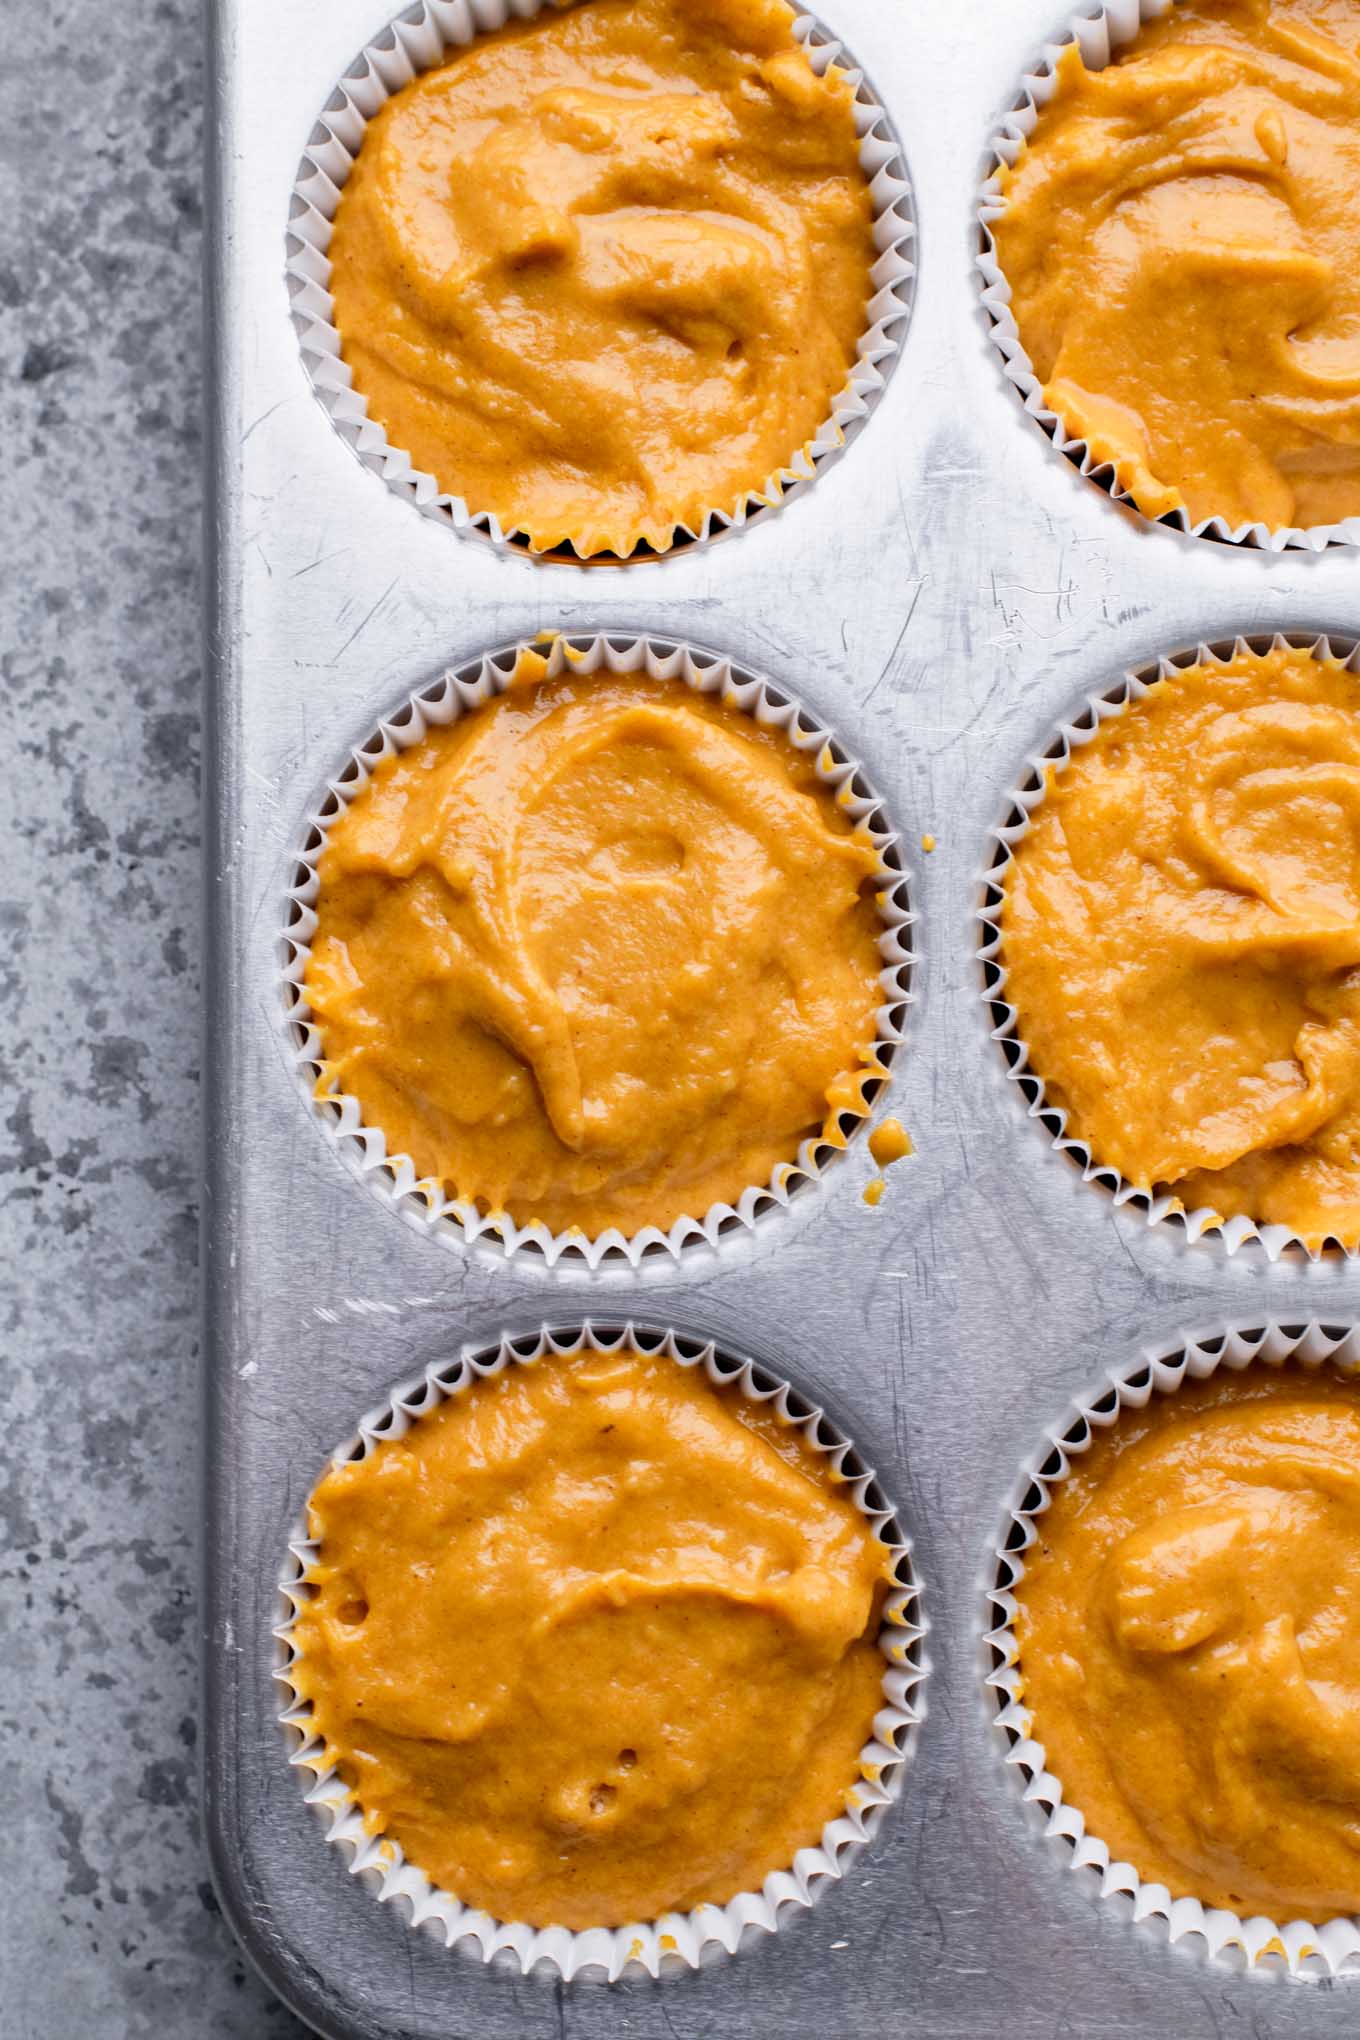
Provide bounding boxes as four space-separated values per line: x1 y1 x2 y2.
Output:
202 0 1360 2034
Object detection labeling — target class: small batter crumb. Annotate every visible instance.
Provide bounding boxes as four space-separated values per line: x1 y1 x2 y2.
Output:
869 1118 913 1169
863 1117 912 1206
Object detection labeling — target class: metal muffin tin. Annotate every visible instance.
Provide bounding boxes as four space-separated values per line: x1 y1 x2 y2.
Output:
202 0 1360 2033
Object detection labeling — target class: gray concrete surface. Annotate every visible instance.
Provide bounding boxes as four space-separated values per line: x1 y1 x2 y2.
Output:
2 3 311 2034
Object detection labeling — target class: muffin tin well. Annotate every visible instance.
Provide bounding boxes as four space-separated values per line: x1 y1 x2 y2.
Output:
276 1320 924 1979
977 0 1360 554
285 0 915 562
978 629 1360 1262
986 1320 1360 1976
279 632 913 1270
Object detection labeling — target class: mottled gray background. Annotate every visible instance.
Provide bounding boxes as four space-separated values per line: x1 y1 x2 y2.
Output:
2 2 310 2034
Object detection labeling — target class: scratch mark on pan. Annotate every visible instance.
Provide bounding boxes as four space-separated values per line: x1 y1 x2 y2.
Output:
242 396 289 444
333 575 399 663
863 580 926 706
291 547 352 581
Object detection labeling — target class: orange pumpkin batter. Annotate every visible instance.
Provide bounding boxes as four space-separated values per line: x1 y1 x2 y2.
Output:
1001 644 1360 1247
290 1341 892 1929
304 654 886 1240
1016 1366 1360 1920
992 0 1360 531
863 1115 912 1207
327 0 874 555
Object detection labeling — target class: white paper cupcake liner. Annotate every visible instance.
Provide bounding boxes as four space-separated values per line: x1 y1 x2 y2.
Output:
985 1318 1360 1976
979 628 1360 1261
285 0 914 562
282 629 914 1269
976 0 1360 555
275 1319 925 1980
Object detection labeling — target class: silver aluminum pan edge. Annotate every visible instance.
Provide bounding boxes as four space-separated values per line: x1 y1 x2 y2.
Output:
203 0 1360 2034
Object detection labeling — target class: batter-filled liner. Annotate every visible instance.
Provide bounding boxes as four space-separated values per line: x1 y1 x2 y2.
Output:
977 0 1360 554
985 1319 1360 1975
276 1319 925 1979
283 630 914 1269
979 630 1360 1261
287 0 914 562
